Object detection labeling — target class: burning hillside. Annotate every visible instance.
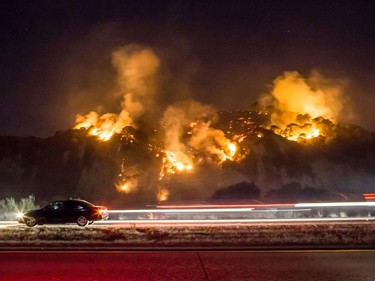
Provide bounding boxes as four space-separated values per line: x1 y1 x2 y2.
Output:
73 46 250 201
0 110 374 206
1 44 373 206
69 45 369 203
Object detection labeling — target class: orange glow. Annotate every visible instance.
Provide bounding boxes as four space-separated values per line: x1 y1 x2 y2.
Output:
159 151 194 179
275 122 322 142
227 142 237 157
157 188 169 202
74 110 133 142
260 71 346 142
115 179 138 193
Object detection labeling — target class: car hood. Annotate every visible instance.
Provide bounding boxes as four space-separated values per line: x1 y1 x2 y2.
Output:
24 209 42 217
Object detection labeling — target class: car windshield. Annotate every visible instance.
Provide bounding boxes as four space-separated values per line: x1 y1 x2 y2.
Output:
42 202 63 210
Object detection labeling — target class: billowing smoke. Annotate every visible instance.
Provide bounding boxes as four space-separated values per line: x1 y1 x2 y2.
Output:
189 122 237 162
74 45 160 140
160 100 239 177
260 71 351 141
160 100 216 175
112 45 160 118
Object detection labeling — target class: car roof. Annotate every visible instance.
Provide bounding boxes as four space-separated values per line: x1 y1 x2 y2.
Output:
52 199 95 205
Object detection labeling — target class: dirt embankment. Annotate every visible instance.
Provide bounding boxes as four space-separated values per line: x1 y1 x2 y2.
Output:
1 222 374 250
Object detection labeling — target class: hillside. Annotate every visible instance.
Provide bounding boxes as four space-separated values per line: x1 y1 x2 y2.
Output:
0 111 374 207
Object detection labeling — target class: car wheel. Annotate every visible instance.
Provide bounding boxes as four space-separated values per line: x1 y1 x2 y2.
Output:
25 217 37 227
77 216 88 227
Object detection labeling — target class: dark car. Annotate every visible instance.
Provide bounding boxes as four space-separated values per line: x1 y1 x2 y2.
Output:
18 199 109 227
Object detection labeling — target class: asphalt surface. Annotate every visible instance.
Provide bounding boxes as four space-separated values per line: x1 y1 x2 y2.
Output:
0 250 374 281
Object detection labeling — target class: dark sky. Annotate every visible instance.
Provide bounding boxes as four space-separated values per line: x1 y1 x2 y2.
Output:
1 0 375 136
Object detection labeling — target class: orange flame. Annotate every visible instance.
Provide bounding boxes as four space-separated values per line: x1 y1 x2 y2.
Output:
75 110 133 141
260 71 346 142
160 151 194 179
157 188 169 202
115 178 138 193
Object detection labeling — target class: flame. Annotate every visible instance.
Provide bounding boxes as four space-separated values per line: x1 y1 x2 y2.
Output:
74 99 135 141
188 120 240 163
116 182 129 193
115 177 138 193
260 71 347 142
227 143 237 157
157 188 169 202
74 46 160 141
279 124 320 142
160 151 194 179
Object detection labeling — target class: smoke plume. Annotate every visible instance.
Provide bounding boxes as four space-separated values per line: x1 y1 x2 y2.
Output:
112 45 160 118
160 100 216 171
261 71 350 128
74 45 160 140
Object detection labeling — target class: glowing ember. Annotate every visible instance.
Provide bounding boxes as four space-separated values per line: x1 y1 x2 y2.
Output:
115 178 138 193
256 132 264 138
116 183 129 193
157 188 169 202
227 143 237 157
233 133 248 142
160 151 194 179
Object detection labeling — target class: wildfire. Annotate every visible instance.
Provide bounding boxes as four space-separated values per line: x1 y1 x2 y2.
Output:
71 45 252 200
116 182 129 193
157 188 169 202
227 142 237 158
286 126 320 141
74 110 134 141
260 71 347 142
159 151 194 180
115 176 139 193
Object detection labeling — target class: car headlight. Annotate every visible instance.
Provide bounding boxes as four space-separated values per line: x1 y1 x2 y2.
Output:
16 212 24 219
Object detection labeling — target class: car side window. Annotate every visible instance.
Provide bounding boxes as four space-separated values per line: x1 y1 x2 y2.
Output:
76 204 86 210
51 202 63 210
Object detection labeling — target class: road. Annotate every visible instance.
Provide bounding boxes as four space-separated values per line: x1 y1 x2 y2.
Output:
1 216 375 228
0 250 374 281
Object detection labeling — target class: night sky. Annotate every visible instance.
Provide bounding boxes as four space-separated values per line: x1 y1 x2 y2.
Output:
1 0 375 137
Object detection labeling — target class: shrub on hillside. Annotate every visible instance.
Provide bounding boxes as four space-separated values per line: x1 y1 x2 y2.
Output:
0 195 39 220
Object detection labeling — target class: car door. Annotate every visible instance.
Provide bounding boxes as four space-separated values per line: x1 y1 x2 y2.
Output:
48 201 65 223
64 201 79 222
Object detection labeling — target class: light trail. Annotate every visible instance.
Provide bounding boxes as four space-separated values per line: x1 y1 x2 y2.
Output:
363 193 375 200
156 201 375 210
156 203 294 209
1 216 374 228
3 201 374 228
97 217 375 224
106 207 255 214
295 202 375 207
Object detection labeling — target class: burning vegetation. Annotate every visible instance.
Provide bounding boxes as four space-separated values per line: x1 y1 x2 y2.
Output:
73 45 354 202
73 46 248 202
260 71 350 142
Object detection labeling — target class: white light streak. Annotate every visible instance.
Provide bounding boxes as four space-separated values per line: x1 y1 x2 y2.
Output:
295 202 375 208
107 207 254 214
156 203 293 209
97 217 375 224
